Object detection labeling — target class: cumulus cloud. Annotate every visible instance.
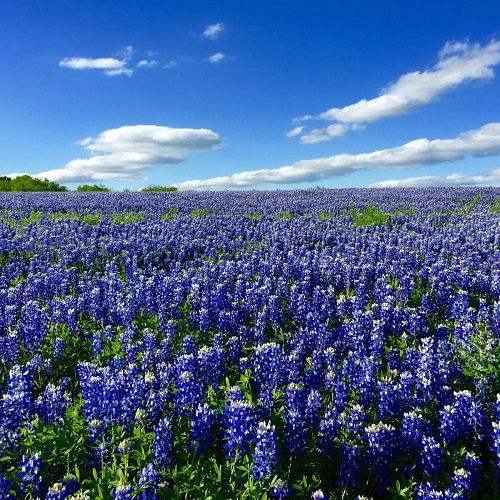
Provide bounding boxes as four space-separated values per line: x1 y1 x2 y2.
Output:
300 124 349 144
369 168 500 187
173 122 500 189
59 57 126 70
34 125 222 183
285 126 305 138
59 47 135 76
292 39 500 142
207 52 226 63
201 23 225 40
136 59 158 68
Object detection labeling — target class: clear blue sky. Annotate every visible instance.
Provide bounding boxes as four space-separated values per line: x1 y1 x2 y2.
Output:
1 0 500 190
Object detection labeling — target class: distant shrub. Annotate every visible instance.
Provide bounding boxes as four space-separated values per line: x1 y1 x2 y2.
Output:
142 185 178 192
76 184 110 192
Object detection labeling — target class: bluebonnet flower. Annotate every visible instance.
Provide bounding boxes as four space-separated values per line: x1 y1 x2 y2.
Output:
449 452 481 496
45 477 79 499
270 479 292 499
312 490 327 499
190 403 216 453
377 370 414 420
252 421 277 479
419 435 444 476
17 454 43 497
174 370 203 416
415 482 445 499
338 404 366 437
253 342 283 392
304 350 324 390
318 404 340 456
305 389 322 428
112 482 134 500
0 365 33 452
46 483 67 500
0 473 12 500
91 331 103 358
365 422 399 492
198 345 225 390
37 382 72 424
439 390 485 445
53 337 65 358
284 383 308 456
152 417 174 468
223 392 255 458
400 410 425 450
137 463 160 500
492 420 500 473
448 468 473 497
181 335 198 355
337 441 362 489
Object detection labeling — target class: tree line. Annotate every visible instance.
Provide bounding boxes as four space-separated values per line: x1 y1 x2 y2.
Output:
0 176 177 192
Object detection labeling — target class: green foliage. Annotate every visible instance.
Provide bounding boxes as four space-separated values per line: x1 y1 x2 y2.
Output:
459 193 482 214
392 206 414 217
345 205 391 227
161 207 179 220
454 325 500 385
277 211 293 219
76 184 110 192
0 175 68 192
242 211 260 219
488 197 500 214
387 476 417 499
142 185 178 192
191 208 211 217
111 212 144 224
80 213 103 225
317 210 333 220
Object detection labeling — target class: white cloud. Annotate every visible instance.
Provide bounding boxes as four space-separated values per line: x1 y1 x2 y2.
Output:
285 126 305 138
173 122 500 189
300 124 348 144
34 125 222 183
59 57 126 70
59 47 135 76
369 168 500 187
117 46 135 59
292 39 500 142
136 59 158 68
201 23 225 40
104 68 133 77
207 52 226 63
5 172 30 178
163 60 178 69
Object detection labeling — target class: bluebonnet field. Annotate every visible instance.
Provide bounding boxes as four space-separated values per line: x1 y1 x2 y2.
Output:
0 188 498 499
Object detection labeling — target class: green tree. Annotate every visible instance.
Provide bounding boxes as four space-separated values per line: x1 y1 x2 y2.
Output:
0 175 68 192
141 185 178 192
76 184 110 192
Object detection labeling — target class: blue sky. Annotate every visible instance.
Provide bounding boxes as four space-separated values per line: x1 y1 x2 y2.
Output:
1 0 500 190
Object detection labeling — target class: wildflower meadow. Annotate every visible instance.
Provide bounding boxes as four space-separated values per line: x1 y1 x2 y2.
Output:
0 188 498 499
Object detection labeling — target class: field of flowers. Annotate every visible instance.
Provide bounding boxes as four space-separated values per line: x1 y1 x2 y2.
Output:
0 188 498 499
